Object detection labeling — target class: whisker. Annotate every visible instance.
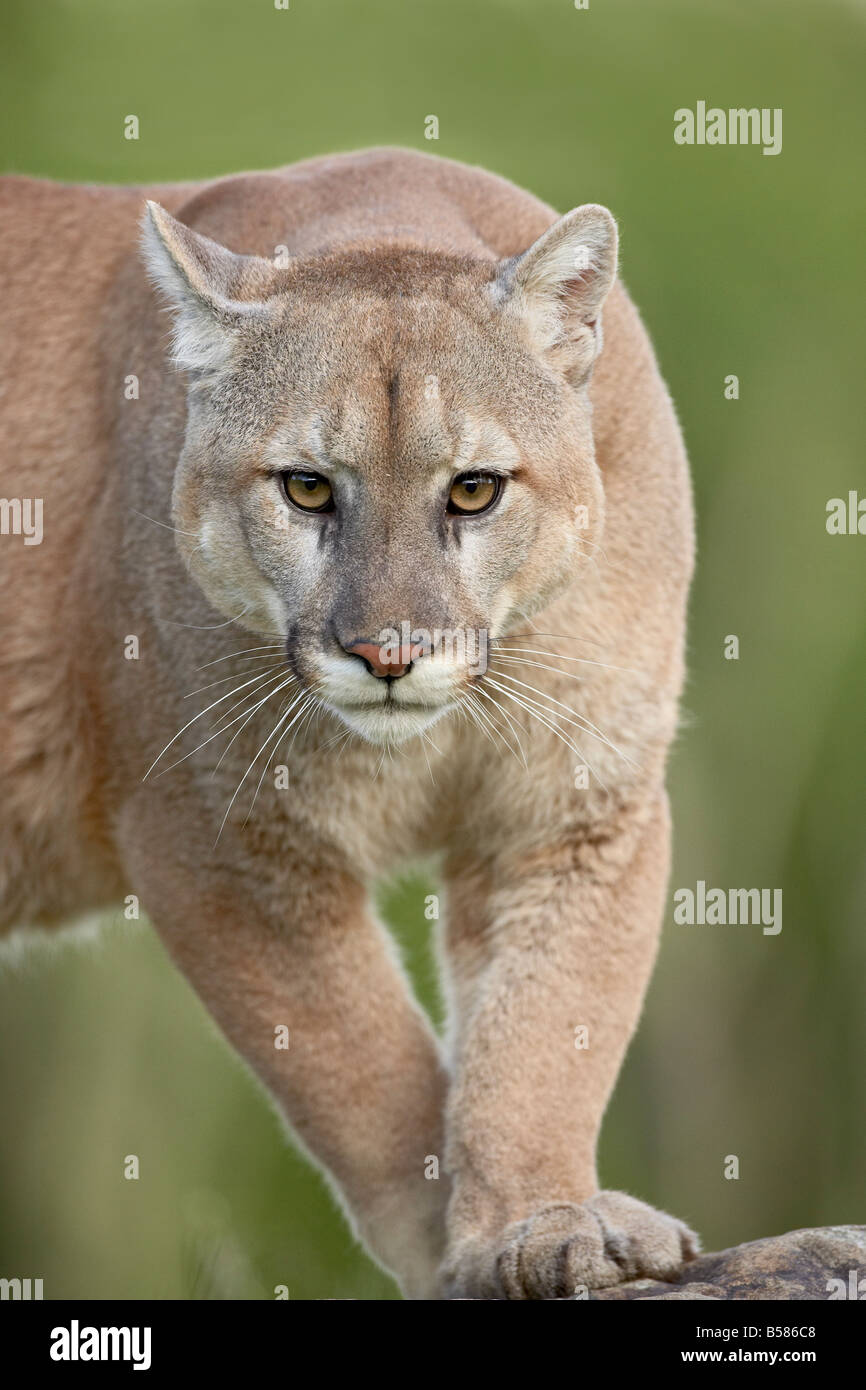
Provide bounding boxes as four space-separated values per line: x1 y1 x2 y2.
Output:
493 646 639 676
332 727 354 760
319 722 353 753
155 671 297 780
466 687 522 765
472 684 529 768
498 631 606 648
487 668 638 770
490 673 631 774
216 693 307 844
130 508 198 539
286 694 321 757
495 654 582 682
194 644 284 672
184 659 286 699
211 673 298 775
422 729 444 757
318 704 370 754
207 670 292 737
459 690 504 760
159 605 252 631
419 732 437 787
482 677 608 792
241 694 313 828
464 690 502 749
143 666 291 780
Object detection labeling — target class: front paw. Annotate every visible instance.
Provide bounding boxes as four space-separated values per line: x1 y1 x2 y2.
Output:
442 1191 699 1300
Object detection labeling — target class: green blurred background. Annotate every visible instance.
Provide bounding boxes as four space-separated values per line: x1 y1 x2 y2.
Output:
1 0 864 1299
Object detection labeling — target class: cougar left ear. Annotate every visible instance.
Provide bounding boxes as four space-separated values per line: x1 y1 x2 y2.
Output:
491 204 618 381
140 201 277 375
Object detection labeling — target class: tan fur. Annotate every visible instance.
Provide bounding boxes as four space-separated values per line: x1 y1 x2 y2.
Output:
0 148 696 1298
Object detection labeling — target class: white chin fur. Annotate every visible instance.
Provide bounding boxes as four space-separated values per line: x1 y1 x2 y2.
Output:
327 701 452 746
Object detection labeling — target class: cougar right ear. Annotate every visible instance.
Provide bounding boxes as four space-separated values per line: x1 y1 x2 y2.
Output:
491 205 618 383
140 202 277 375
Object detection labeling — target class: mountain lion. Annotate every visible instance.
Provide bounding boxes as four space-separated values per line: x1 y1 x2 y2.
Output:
0 148 697 1298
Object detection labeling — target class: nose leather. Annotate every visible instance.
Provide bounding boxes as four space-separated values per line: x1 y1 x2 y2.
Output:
344 639 427 679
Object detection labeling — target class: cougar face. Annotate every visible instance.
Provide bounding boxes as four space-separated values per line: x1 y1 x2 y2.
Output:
144 205 616 745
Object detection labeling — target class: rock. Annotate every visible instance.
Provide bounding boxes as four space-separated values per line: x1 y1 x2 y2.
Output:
589 1226 866 1300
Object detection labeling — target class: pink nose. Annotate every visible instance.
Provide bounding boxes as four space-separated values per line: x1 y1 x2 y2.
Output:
344 640 427 679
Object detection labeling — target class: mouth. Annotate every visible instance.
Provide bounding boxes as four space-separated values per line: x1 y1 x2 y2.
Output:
335 698 444 714
323 695 454 745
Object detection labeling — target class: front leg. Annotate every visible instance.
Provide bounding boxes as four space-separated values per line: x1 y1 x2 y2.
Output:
117 804 450 1300
441 796 698 1299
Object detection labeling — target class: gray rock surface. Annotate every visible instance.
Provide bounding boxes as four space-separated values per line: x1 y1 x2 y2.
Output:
589 1226 866 1300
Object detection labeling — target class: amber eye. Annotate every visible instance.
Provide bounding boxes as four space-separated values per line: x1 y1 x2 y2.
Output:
447 472 501 516
283 470 334 513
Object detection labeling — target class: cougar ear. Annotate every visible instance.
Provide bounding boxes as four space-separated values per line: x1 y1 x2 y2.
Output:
140 201 278 375
492 204 618 382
